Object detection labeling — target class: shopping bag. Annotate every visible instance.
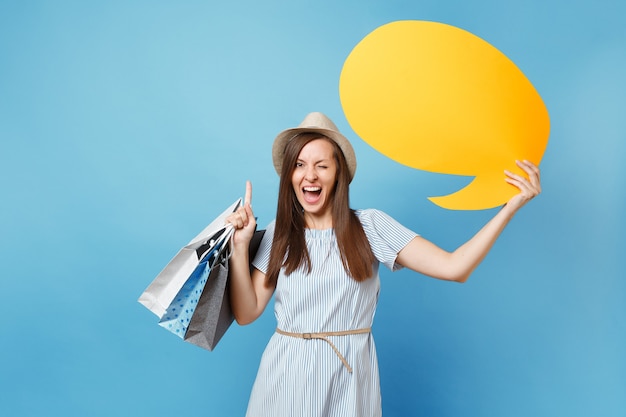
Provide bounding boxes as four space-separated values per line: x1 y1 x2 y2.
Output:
138 198 241 318
157 226 233 338
184 229 266 351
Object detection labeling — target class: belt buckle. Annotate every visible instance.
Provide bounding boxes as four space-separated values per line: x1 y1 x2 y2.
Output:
303 332 312 340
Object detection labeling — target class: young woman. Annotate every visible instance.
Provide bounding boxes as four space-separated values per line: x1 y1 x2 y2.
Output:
226 112 541 417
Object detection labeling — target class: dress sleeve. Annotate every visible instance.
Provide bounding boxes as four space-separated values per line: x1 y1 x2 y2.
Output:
251 220 275 274
357 209 418 272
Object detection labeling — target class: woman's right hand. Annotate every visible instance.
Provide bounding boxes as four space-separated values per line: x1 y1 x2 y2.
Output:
225 181 256 249
226 181 274 325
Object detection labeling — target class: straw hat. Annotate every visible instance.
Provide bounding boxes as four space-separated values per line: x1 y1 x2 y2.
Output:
272 112 357 181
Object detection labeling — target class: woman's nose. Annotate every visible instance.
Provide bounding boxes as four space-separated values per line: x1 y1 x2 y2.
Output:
304 167 317 181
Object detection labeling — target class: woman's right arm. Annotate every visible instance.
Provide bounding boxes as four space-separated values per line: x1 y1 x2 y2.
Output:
226 181 275 325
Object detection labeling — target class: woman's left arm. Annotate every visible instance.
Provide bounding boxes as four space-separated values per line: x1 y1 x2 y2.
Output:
396 160 542 283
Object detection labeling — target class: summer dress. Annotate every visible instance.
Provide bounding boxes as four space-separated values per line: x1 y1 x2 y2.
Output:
246 209 417 417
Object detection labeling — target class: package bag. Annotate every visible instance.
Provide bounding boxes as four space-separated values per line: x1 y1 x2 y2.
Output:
138 199 241 318
184 229 265 350
157 226 232 338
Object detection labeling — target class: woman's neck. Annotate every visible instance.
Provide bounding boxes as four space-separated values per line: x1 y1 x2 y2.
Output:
303 212 333 230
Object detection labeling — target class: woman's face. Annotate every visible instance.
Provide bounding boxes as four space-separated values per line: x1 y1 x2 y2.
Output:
291 138 338 224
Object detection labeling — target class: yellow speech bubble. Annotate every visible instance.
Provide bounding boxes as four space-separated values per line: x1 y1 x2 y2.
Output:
339 20 550 210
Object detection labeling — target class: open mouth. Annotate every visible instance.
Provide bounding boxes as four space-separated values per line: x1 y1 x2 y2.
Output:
303 186 322 203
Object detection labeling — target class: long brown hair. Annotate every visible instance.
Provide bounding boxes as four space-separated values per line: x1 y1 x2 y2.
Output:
265 133 375 286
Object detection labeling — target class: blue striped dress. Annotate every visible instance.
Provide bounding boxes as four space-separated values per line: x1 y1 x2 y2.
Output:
246 209 418 417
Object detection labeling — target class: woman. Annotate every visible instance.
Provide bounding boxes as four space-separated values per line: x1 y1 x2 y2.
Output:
226 112 541 417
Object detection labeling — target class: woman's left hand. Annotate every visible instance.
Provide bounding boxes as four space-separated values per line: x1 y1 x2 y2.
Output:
504 160 542 212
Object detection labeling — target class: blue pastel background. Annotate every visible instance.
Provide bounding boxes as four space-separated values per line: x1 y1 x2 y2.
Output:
1 1 624 416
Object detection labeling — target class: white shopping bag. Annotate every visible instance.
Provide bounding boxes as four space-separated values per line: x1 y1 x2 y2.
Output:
138 198 241 317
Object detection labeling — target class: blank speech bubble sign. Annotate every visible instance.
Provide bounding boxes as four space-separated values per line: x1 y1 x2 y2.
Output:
340 20 550 210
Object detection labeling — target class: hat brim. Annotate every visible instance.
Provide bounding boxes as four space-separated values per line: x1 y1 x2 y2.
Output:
272 127 357 182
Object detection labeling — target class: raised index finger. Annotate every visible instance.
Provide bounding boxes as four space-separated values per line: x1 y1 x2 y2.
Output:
244 180 252 207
